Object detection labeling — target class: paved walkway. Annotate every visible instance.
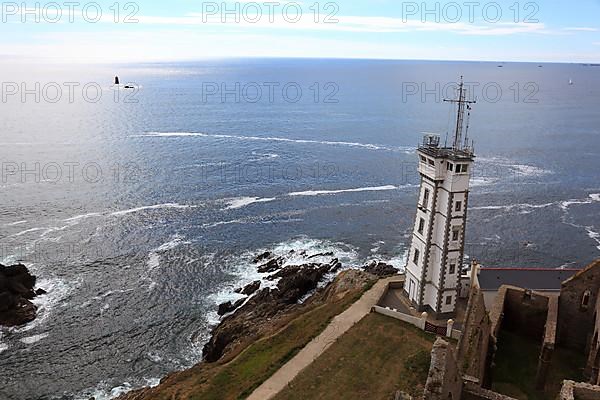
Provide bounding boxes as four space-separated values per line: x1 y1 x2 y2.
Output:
247 276 398 400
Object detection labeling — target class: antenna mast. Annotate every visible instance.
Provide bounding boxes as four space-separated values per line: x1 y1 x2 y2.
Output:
444 76 476 151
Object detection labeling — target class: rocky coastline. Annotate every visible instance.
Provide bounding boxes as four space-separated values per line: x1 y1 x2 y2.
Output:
118 250 399 400
205 252 398 362
0 263 45 327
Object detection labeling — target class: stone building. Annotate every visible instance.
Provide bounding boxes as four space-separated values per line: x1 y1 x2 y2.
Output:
420 258 600 399
558 260 600 353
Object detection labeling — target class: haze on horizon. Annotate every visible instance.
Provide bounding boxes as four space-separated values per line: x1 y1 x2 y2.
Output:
1 0 600 64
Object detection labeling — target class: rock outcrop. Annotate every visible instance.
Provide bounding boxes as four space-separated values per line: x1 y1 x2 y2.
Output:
364 260 399 277
0 263 44 327
235 280 261 296
203 252 398 363
203 258 334 362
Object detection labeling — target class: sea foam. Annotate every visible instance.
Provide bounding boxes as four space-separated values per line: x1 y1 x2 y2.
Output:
287 185 398 197
110 203 195 217
136 132 413 152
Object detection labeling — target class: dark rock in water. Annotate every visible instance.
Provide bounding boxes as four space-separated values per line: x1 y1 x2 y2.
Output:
0 263 42 326
217 298 246 316
257 257 283 274
240 281 261 296
275 264 331 304
35 288 47 296
124 85 135 89
329 258 342 273
307 251 334 260
253 251 271 263
363 261 399 277
217 301 236 316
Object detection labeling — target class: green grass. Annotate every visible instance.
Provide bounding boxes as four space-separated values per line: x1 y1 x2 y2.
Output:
132 281 373 400
272 313 436 400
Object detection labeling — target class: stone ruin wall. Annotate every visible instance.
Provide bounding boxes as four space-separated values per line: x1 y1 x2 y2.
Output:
558 260 600 352
456 285 492 385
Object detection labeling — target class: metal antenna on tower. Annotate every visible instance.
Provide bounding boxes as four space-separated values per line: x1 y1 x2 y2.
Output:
444 76 476 151
464 104 472 150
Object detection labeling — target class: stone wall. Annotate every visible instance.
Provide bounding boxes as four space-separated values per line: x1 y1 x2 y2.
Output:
558 260 600 351
461 382 518 400
488 285 558 390
558 380 600 399
586 294 600 384
423 338 463 400
502 286 549 339
456 285 492 384
536 295 558 390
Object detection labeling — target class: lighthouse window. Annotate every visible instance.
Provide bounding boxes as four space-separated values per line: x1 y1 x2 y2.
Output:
420 156 426 163
446 296 453 305
449 263 456 274
423 189 430 208
428 159 435 166
447 163 454 171
413 249 420 264
455 201 462 212
418 218 425 234
452 228 460 242
456 164 468 173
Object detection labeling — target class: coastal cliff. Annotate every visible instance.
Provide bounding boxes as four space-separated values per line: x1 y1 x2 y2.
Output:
117 252 398 400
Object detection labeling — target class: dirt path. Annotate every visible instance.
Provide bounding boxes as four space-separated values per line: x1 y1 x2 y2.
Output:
247 276 398 400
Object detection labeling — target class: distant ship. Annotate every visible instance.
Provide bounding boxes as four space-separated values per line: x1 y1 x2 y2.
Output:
569 79 574 85
114 76 135 89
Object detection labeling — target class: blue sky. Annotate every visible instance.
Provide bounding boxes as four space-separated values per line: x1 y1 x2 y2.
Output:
2 0 600 63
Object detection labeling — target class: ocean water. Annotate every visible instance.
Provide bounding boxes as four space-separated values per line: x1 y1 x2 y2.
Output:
0 59 599 399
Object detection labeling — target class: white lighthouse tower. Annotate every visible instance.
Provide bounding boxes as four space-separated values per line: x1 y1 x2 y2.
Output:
404 77 476 318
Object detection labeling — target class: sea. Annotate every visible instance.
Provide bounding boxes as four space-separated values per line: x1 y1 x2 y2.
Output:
0 58 599 399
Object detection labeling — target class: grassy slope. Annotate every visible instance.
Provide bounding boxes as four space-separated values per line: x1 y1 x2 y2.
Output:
273 313 436 400
124 281 373 400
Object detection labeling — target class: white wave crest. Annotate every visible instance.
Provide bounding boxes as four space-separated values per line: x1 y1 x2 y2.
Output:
0 332 7 354
110 203 195 217
11 277 76 334
12 227 44 237
207 237 361 323
79 377 160 400
5 220 27 226
63 212 101 222
136 132 412 152
472 202 555 213
225 197 277 210
146 234 190 274
20 332 49 345
287 185 399 197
